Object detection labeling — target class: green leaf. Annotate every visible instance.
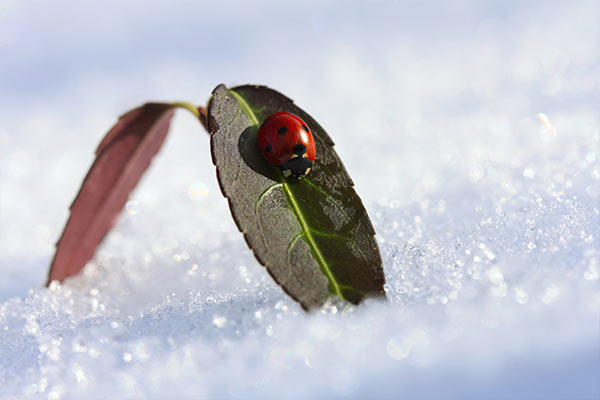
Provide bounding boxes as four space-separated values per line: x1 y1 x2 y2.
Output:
208 84 385 309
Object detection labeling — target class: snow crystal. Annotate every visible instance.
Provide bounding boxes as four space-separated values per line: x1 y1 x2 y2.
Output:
1 1 599 399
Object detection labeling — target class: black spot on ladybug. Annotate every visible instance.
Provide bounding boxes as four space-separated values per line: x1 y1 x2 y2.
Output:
265 144 272 152
301 125 309 132
293 144 306 155
278 127 287 135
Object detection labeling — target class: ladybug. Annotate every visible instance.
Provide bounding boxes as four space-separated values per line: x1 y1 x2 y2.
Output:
257 111 316 178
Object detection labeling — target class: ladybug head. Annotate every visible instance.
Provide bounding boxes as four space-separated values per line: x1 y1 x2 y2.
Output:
279 156 313 179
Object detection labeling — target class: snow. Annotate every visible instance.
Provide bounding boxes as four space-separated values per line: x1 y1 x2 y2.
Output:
1 1 599 398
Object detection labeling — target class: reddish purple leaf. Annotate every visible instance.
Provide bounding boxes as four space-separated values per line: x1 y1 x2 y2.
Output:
47 103 176 285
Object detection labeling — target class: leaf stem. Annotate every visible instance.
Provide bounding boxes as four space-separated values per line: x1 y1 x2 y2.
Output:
173 101 200 118
173 101 210 132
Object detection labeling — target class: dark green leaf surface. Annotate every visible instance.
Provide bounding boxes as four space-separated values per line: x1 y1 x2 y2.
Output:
208 84 385 309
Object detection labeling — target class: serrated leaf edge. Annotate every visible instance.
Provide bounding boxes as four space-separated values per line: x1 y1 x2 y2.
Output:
229 89 345 300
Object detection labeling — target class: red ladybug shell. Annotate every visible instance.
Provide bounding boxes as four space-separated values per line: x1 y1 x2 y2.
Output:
258 112 316 178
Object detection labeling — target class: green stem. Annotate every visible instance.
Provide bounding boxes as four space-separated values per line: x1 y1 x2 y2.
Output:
173 101 200 119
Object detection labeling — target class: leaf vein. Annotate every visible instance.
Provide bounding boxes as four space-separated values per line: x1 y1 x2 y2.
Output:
255 183 283 214
282 183 343 299
286 232 304 266
303 178 331 199
308 228 351 241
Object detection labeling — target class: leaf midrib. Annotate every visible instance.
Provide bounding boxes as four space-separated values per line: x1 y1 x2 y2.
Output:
229 89 344 300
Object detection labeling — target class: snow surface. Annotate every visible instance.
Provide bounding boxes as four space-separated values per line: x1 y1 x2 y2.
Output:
1 1 599 398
